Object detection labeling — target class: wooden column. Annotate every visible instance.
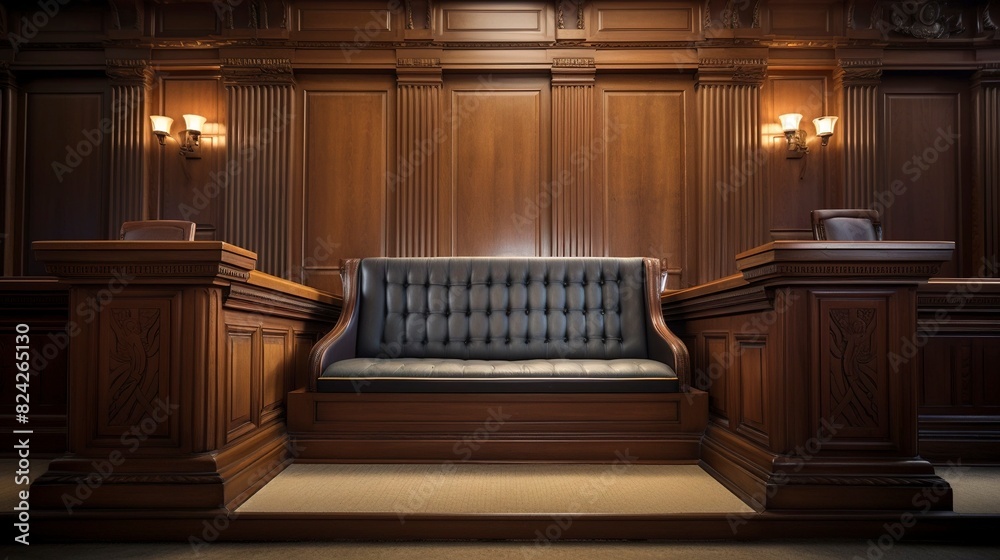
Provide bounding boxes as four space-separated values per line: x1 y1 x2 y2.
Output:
550 57 595 256
29 241 338 514
697 56 767 282
835 59 882 209
1 61 16 274
974 65 1000 276
222 58 293 276
664 241 956 511
395 58 442 257
105 59 153 236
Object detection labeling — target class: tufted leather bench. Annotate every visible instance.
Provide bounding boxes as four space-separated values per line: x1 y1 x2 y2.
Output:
309 257 688 393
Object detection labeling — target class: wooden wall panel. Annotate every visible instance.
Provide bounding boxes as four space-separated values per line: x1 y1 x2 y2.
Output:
763 75 831 238
294 1 403 42
262 330 287 423
736 338 767 444
436 1 554 42
227 328 256 442
154 4 221 36
704 333 730 422
22 83 108 275
443 76 550 256
596 75 693 283
297 76 394 294
765 1 840 36
590 1 700 41
155 76 225 239
882 76 970 277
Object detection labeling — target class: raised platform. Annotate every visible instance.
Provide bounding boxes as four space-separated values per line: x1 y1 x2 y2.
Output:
288 389 708 462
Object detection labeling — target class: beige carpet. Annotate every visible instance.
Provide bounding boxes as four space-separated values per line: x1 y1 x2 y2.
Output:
941 466 1000 514
237 464 755 514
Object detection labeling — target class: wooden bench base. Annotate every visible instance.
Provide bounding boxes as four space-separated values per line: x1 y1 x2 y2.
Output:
287 389 708 463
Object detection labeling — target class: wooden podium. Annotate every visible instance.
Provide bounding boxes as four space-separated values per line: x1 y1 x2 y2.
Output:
28 241 339 514
663 241 957 511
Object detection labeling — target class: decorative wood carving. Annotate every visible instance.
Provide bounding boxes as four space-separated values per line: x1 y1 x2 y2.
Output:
222 58 293 276
827 307 879 428
697 57 766 282
107 307 162 427
106 59 153 236
872 0 966 39
836 59 882 209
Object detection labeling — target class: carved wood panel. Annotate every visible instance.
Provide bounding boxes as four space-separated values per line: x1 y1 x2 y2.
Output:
551 79 594 257
292 1 404 42
764 0 841 36
818 298 890 441
442 75 550 256
96 298 174 443
396 78 442 257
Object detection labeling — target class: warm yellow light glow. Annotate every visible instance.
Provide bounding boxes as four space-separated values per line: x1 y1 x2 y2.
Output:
149 115 173 135
778 113 803 132
813 116 838 137
182 114 207 133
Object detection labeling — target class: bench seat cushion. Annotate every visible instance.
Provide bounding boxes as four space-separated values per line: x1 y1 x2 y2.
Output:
318 358 678 393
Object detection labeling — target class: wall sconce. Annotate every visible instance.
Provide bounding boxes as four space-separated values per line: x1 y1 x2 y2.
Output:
778 113 838 159
149 113 208 159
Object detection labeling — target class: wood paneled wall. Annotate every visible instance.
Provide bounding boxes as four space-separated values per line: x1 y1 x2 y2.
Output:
2 1 999 287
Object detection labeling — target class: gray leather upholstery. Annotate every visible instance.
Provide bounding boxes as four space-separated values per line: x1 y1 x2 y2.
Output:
317 257 680 393
321 357 679 392
356 258 648 360
811 209 883 241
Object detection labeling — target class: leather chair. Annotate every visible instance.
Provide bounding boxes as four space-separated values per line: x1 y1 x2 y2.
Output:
119 220 196 241
811 209 883 241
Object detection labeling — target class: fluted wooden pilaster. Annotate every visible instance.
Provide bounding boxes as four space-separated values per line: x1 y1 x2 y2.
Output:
106 59 153 237
974 66 1000 276
0 62 16 274
551 58 595 256
395 59 442 257
836 61 882 209
697 59 766 282
222 59 293 276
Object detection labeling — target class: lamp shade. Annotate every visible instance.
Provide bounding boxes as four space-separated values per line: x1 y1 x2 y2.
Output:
182 114 207 133
813 116 838 137
150 115 173 135
778 113 803 132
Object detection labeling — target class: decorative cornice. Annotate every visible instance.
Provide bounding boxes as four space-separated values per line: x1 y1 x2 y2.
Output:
397 57 440 67
698 58 767 86
742 263 941 281
105 59 153 86
552 57 595 68
839 58 883 68
43 263 252 282
222 57 294 85
836 60 883 86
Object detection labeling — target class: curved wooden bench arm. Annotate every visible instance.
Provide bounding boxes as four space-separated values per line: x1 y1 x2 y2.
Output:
306 258 361 391
643 257 690 388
